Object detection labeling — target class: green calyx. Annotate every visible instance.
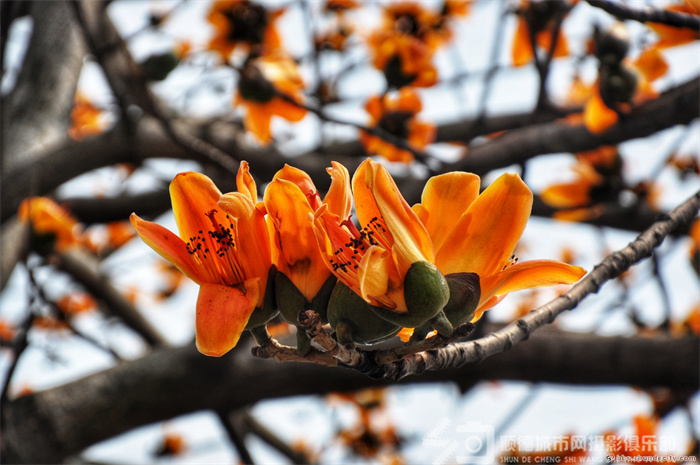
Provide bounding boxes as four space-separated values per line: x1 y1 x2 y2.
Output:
328 281 401 345
275 272 336 325
442 272 481 327
274 271 337 354
245 265 280 330
370 261 450 328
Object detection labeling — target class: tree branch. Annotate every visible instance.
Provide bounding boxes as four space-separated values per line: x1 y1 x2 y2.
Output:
2 325 697 463
585 0 700 30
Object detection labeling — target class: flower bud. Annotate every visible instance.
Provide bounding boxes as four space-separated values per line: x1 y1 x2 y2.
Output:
370 261 450 328
328 281 401 345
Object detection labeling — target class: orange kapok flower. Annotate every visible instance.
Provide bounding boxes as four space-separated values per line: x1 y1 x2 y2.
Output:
313 159 447 326
235 53 307 144
69 93 106 141
130 166 272 356
324 0 360 14
56 292 97 315
264 163 351 303
412 171 586 322
207 0 283 58
18 197 81 252
368 31 438 89
360 88 435 163
511 0 570 67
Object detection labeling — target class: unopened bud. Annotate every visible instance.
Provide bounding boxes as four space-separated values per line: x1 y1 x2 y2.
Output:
328 281 401 345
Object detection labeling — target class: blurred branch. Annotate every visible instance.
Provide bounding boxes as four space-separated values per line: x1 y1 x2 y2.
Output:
1 0 84 171
445 77 700 175
71 0 239 174
2 324 697 463
242 410 314 465
50 248 168 347
216 410 255 465
585 0 700 30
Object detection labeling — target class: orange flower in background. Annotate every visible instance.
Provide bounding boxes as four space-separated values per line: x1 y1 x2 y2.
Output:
18 197 81 252
412 171 586 322
324 0 360 14
540 162 604 209
648 0 700 49
235 53 307 144
264 163 351 303
360 88 435 163
69 93 106 141
0 320 17 342
368 31 438 88
634 46 669 83
313 159 438 314
604 415 682 463
582 68 657 134
511 0 570 67
207 0 283 58
130 167 271 356
56 293 97 315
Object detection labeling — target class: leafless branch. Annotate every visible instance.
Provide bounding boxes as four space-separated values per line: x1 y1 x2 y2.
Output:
585 0 700 30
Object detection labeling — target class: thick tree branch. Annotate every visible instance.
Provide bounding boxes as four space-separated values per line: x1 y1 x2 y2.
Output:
585 0 700 30
1 0 85 170
3 75 694 224
2 326 697 463
445 77 699 176
50 248 168 347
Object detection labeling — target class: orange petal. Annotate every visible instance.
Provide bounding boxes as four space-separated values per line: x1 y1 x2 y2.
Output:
324 161 352 220
478 259 586 309
407 120 436 148
436 173 532 277
512 17 534 67
217 192 271 306
273 164 321 210
272 98 307 123
264 179 331 301
540 182 593 208
169 172 223 244
634 47 668 83
195 279 260 357
244 102 273 144
236 161 257 204
353 159 435 277
584 90 618 134
358 245 407 312
130 213 206 284
396 88 422 114
415 172 481 252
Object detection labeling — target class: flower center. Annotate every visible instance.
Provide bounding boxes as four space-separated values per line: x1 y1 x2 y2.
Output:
223 2 268 45
327 216 393 287
377 111 412 139
186 209 246 286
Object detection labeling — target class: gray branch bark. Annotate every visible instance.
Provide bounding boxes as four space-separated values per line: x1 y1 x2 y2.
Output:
1 0 85 171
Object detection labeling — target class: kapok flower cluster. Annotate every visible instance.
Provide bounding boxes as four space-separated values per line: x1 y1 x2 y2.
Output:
131 159 586 357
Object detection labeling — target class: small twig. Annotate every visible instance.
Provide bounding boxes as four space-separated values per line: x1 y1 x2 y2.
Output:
243 411 314 465
585 0 700 30
216 410 255 465
273 90 432 165
373 323 475 365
